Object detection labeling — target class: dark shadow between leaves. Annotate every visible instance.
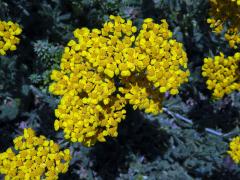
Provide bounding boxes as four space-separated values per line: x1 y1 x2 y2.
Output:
210 168 240 180
37 103 57 138
0 125 15 152
188 99 240 133
89 106 170 180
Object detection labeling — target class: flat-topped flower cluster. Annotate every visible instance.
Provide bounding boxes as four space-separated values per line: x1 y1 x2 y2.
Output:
0 20 22 55
49 15 189 147
0 128 71 180
202 52 240 99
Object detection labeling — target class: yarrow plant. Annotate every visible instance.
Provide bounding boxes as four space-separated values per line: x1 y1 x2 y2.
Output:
202 52 240 99
228 136 240 164
0 20 22 55
49 15 189 147
207 0 240 49
0 128 71 180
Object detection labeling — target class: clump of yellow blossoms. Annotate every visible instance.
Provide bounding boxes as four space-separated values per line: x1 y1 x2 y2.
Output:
49 15 189 146
0 20 22 55
0 128 71 180
202 52 240 99
207 0 240 49
228 136 240 164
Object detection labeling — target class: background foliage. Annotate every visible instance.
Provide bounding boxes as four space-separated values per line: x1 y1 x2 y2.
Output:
0 0 239 179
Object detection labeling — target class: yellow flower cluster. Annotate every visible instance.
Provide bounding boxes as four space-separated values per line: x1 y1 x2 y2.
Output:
228 136 240 164
0 20 22 55
49 15 189 146
0 128 71 180
207 0 240 49
202 52 240 99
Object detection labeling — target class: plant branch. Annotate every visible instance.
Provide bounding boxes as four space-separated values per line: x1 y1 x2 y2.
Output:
162 107 236 139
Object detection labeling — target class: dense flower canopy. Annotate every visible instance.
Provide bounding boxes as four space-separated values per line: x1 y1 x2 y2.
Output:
0 20 22 55
0 128 71 180
207 0 240 49
49 15 189 146
202 52 240 99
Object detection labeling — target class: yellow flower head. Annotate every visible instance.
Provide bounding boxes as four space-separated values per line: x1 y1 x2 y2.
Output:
202 52 240 99
49 15 189 146
0 20 22 56
0 128 71 180
208 0 240 49
228 136 240 164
